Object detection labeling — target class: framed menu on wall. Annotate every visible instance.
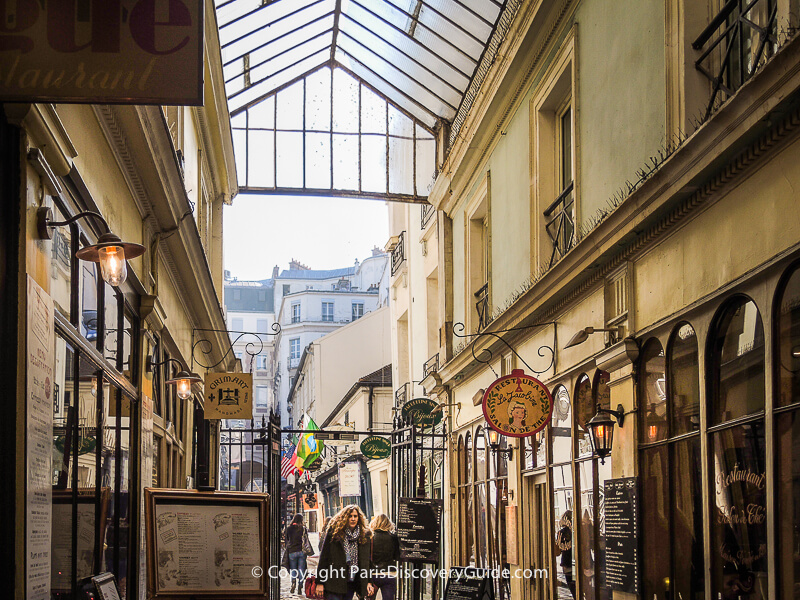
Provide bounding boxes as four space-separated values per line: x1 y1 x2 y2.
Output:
144 489 270 599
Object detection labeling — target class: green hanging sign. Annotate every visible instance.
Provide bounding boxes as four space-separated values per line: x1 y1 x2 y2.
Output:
401 397 442 427
360 436 391 460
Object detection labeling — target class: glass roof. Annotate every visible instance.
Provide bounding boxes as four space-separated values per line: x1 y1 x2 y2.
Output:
216 0 509 126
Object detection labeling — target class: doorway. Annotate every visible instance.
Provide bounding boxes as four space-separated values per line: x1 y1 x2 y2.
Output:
523 472 551 600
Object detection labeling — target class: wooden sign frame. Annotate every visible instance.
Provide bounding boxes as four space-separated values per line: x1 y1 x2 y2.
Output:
144 488 270 599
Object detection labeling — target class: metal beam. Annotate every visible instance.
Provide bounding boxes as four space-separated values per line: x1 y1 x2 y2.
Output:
237 185 431 204
228 43 329 99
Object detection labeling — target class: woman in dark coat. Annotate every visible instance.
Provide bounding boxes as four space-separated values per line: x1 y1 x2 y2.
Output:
317 505 376 600
284 513 309 594
369 514 401 600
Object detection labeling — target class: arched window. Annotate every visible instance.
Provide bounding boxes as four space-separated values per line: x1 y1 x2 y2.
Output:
639 339 666 443
575 373 593 457
668 322 700 435
775 264 800 597
551 385 572 464
708 296 767 598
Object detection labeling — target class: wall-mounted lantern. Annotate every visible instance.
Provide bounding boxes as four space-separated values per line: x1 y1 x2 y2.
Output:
485 425 513 459
147 356 202 400
587 403 626 464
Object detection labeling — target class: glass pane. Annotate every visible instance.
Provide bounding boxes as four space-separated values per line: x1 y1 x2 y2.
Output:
306 67 332 132
777 267 800 407
552 464 575 597
305 133 332 189
247 130 276 188
641 445 670 600
332 68 360 133
523 429 546 470
361 86 387 135
575 374 593 458
476 482 487 567
776 408 800 598
475 427 486 482
277 81 304 131
415 127 436 196
248 95 275 129
332 134 359 190
576 460 596 598
104 284 120 363
669 322 701 435
80 262 99 342
671 435 705 599
710 421 768 600
551 385 572 464
50 203 73 318
233 128 247 186
711 298 765 424
361 135 387 193
276 131 304 187
640 339 667 443
388 136 414 195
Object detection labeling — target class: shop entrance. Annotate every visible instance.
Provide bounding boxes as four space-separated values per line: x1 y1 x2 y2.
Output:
523 473 553 600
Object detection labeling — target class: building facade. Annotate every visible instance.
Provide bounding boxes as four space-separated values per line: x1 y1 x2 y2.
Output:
3 4 238 598
390 1 800 599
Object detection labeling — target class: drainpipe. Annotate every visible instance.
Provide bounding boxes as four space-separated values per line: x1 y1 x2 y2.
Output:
368 385 374 430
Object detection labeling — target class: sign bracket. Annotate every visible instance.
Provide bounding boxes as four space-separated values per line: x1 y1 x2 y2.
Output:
452 321 557 376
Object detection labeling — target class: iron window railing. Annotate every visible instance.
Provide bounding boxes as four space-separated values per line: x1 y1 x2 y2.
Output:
544 180 575 268
475 283 490 331
391 231 406 276
423 353 439 379
421 203 435 229
693 0 777 120
395 383 408 406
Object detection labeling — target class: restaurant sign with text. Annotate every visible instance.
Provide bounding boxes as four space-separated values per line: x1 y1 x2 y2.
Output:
0 0 204 105
204 373 252 420
482 369 553 437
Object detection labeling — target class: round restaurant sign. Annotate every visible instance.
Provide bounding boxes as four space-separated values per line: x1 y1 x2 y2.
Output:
360 436 391 460
482 369 553 437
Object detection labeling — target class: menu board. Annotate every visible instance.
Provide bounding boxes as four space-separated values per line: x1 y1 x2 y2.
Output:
396 497 443 563
145 489 269 599
603 477 639 595
443 567 493 600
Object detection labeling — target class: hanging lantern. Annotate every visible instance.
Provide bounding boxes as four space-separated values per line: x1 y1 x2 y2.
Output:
587 403 625 464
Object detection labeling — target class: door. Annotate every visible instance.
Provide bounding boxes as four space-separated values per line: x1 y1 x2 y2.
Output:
523 472 551 600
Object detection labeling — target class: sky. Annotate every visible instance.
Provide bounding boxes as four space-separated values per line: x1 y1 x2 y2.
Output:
223 194 389 280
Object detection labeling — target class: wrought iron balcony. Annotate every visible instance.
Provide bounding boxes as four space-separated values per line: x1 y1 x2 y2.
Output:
391 231 406 276
421 203 435 229
544 180 575 268
693 0 777 120
395 383 408 406
423 353 439 379
475 283 490 331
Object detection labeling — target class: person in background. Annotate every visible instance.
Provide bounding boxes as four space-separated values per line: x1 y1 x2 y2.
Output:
369 514 401 600
284 514 309 594
555 510 575 599
317 505 376 600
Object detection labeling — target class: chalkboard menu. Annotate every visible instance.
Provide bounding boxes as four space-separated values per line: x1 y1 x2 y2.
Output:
603 477 639 595
396 497 444 563
443 567 494 600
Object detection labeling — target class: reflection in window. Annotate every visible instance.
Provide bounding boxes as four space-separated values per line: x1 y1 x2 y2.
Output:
552 464 574 597
640 339 667 443
50 202 73 318
575 374 593 458
475 428 487 568
710 297 765 424
465 432 475 566
669 322 701 435
551 385 572 464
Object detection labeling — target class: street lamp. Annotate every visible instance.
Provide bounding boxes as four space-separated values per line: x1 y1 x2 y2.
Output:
564 326 624 349
587 403 626 464
485 426 513 459
147 356 202 400
38 208 145 286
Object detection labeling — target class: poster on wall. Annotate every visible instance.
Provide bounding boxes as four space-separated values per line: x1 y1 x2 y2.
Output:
482 369 553 437
26 276 54 600
0 0 204 105
205 373 253 420
144 489 269 599
338 463 361 497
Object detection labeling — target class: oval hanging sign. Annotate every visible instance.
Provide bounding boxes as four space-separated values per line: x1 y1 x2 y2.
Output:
401 397 443 427
482 369 553 438
360 436 391 460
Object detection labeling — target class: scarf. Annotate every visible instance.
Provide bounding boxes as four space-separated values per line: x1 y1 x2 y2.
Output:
343 526 360 572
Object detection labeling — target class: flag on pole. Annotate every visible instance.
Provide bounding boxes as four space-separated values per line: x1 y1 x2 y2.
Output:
282 436 304 478
295 414 324 470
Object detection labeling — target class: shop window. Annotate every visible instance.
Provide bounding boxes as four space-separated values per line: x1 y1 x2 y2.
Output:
709 296 765 424
669 322 701 435
575 373 594 457
640 339 667 443
551 385 572 464
475 427 488 568
775 263 800 597
464 432 475 566
548 384 574 597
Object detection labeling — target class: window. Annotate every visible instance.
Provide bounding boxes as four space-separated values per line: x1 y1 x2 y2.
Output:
352 302 364 321
322 301 334 322
255 386 269 407
257 355 268 370
466 175 490 331
291 303 300 324
257 319 268 333
231 317 243 331
290 338 301 361
283 284 291 295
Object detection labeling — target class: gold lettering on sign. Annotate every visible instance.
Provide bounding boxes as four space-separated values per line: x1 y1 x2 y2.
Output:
716 504 766 526
715 466 766 492
720 543 767 568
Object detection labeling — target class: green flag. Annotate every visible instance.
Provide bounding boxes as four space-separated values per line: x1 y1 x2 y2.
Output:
295 414 324 468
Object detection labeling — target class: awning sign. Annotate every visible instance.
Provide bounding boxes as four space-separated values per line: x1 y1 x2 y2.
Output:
204 373 252 420
0 0 204 105
482 369 553 437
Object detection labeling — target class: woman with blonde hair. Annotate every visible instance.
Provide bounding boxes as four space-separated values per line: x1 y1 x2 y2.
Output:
369 514 401 600
317 505 376 600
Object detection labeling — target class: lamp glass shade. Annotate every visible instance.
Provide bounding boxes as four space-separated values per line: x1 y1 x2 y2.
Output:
588 411 615 463
487 427 500 447
176 378 192 400
98 245 127 286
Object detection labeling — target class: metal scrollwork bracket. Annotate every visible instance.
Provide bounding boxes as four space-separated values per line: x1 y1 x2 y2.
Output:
191 322 281 370
452 321 557 376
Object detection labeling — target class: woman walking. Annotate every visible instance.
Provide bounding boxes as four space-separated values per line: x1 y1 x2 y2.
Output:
284 514 310 594
370 514 401 600
317 505 376 600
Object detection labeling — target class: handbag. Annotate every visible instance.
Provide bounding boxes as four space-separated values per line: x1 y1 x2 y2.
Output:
281 547 290 569
302 529 314 556
304 574 324 599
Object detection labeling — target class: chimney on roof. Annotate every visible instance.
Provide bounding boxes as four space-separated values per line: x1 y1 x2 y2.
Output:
272 265 279 278
289 259 310 271
224 269 232 280
372 246 383 257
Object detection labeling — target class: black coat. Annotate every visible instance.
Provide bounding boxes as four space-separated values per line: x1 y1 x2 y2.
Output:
370 530 400 571
317 530 372 596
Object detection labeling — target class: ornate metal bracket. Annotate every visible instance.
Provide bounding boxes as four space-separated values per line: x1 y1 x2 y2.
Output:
191 323 281 370
452 321 557 376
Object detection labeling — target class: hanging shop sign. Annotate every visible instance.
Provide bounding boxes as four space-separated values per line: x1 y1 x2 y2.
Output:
360 436 391 460
338 463 361 497
204 373 252 420
482 369 553 437
0 0 204 105
401 397 442 427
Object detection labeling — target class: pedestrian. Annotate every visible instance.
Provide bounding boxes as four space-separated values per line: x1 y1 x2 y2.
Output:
555 510 575 599
316 505 376 600
284 514 311 594
369 514 401 600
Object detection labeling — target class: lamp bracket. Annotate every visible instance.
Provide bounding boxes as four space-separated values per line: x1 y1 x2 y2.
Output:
596 403 626 427
37 207 112 240
453 321 556 375
191 324 281 370
146 355 185 374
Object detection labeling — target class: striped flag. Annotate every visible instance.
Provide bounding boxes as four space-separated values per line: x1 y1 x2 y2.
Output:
281 442 298 478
